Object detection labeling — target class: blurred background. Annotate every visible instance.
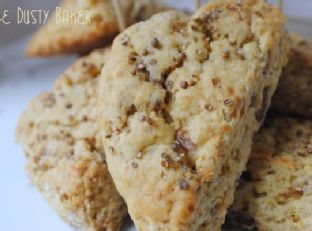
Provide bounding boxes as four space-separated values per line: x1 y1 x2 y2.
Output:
1 0 312 44
0 0 311 231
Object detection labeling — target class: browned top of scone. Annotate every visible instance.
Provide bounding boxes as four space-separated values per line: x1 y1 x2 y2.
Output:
225 117 312 231
26 0 169 56
98 0 287 230
289 34 312 67
271 34 312 118
16 48 127 231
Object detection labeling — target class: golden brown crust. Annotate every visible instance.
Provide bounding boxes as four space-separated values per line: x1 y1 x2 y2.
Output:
224 117 312 231
271 34 312 118
26 0 169 56
97 0 287 230
16 48 127 231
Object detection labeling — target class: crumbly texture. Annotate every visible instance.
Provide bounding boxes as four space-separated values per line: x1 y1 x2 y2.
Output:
271 34 312 118
223 117 312 231
97 1 287 230
16 48 127 231
26 0 167 56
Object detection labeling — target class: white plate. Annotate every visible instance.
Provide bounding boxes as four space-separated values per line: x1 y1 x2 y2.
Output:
0 1 311 231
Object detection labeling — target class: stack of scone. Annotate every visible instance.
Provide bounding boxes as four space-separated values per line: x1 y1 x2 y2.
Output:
16 0 312 230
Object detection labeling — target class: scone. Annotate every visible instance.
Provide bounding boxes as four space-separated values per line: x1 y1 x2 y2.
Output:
271 34 312 118
16 48 127 231
26 0 167 56
97 1 287 230
223 117 312 231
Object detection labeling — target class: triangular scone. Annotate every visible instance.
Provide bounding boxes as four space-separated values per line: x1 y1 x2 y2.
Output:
97 0 287 230
16 48 127 231
26 0 167 56
271 34 312 118
223 117 312 231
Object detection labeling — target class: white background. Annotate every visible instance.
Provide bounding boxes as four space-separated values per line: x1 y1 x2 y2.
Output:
0 1 311 230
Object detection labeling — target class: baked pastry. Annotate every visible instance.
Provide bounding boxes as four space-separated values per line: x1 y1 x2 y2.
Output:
271 34 312 118
97 0 287 230
16 48 127 231
26 0 167 56
223 117 312 231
